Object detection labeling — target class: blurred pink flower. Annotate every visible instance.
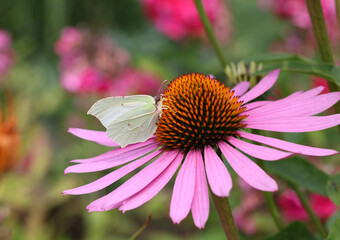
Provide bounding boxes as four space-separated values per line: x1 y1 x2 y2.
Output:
312 77 329 94
0 30 14 83
310 194 338 220
262 0 336 30
141 0 231 42
55 27 162 95
63 70 340 228
55 27 82 57
277 190 308 221
110 68 161 96
262 0 339 54
277 190 337 222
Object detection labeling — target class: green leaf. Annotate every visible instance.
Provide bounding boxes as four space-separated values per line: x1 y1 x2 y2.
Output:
243 53 340 86
264 156 330 196
327 173 340 207
265 222 320 240
326 219 340 240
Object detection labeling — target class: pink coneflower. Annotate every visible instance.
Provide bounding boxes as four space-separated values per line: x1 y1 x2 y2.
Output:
63 70 340 228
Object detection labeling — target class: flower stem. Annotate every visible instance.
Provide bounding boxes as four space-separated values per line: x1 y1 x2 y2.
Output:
288 182 327 238
336 0 340 31
210 190 239 240
305 0 340 117
257 160 284 230
194 0 228 68
263 192 284 231
305 0 334 64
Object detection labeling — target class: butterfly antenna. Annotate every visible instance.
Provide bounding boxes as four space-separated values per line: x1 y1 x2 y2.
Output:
156 80 168 100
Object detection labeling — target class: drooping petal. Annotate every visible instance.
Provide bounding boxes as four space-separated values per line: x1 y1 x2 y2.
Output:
62 150 162 195
244 114 340 132
70 138 155 163
246 92 340 120
119 151 183 212
88 201 123 213
68 128 118 147
170 150 197 224
204 145 232 197
239 69 280 104
219 142 278 191
238 131 337 156
232 81 250 96
87 150 178 212
228 136 292 161
65 143 158 173
191 150 209 229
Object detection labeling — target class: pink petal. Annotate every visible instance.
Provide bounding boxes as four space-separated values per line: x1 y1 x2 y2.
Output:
246 92 340 119
299 86 325 98
88 201 123 213
219 142 278 191
244 101 270 111
68 128 118 147
70 138 155 163
119 151 184 212
239 69 280 104
244 114 340 132
232 81 250 96
204 145 232 197
65 143 157 173
238 131 337 156
228 136 292 161
170 150 197 224
62 150 162 195
191 151 209 229
86 150 178 211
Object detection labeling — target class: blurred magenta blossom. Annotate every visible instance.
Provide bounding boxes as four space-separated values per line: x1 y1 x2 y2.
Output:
141 0 231 42
0 30 15 83
261 0 339 54
312 77 330 94
261 0 336 30
55 27 162 95
277 190 337 222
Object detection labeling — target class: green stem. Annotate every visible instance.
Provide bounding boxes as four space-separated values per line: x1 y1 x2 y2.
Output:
210 190 239 240
306 0 340 116
194 0 228 68
336 0 340 32
288 182 327 238
257 160 284 230
129 214 152 240
263 192 284 231
305 0 334 64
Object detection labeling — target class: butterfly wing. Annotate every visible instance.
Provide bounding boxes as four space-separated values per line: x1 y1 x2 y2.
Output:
88 95 159 147
108 107 160 147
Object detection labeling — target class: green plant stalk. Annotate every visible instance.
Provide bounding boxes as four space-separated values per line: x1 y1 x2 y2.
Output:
336 0 340 32
263 191 284 231
305 0 334 64
305 0 340 93
210 190 239 240
257 160 284 230
288 182 327 238
194 0 228 68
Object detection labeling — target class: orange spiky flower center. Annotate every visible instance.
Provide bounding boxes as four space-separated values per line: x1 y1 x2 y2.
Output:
155 73 248 152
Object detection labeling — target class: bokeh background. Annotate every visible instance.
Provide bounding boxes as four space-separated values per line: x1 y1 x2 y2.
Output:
0 0 339 239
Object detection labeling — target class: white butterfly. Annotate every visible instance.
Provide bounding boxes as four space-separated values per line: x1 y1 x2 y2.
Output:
88 95 163 148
